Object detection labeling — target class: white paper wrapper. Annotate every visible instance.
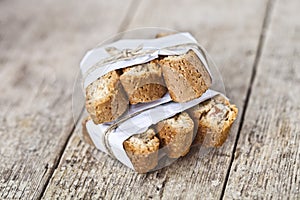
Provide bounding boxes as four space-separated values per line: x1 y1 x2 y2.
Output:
86 89 220 170
80 32 211 89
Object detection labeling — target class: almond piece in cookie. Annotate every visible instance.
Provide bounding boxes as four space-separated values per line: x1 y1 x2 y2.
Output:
189 95 238 147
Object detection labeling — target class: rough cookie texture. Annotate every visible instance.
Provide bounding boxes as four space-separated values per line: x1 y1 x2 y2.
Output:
159 50 212 102
123 129 160 173
85 70 128 124
120 61 167 104
189 95 238 147
156 112 194 158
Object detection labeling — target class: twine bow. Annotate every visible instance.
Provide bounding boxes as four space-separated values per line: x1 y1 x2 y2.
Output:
83 43 205 85
83 44 150 83
105 44 144 59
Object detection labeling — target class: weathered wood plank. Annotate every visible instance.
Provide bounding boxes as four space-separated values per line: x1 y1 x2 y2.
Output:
43 0 269 199
224 0 300 198
0 0 133 199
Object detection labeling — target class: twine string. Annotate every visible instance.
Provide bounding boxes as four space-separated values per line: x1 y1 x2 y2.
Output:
103 105 158 158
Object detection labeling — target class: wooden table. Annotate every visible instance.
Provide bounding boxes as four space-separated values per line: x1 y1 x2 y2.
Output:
0 0 299 199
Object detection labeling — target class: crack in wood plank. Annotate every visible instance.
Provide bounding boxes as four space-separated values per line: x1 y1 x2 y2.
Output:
219 0 277 199
223 0 300 197
0 0 134 199
39 0 141 197
36 117 78 200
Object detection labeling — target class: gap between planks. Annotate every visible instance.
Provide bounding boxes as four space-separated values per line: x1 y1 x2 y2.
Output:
219 0 277 199
36 107 84 200
37 0 141 199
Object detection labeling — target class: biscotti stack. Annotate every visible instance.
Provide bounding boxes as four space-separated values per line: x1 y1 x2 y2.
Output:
79 32 238 173
82 96 238 173
84 51 211 125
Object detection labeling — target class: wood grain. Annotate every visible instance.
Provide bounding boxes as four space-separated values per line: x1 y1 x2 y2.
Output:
0 0 133 199
224 0 300 198
43 0 269 199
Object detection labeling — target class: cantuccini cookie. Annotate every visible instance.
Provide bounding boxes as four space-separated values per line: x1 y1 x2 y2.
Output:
120 61 167 104
123 128 160 173
189 95 238 147
156 112 194 158
85 70 128 124
159 50 212 102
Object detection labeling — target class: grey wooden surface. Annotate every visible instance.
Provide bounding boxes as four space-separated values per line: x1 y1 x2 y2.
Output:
0 0 299 199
